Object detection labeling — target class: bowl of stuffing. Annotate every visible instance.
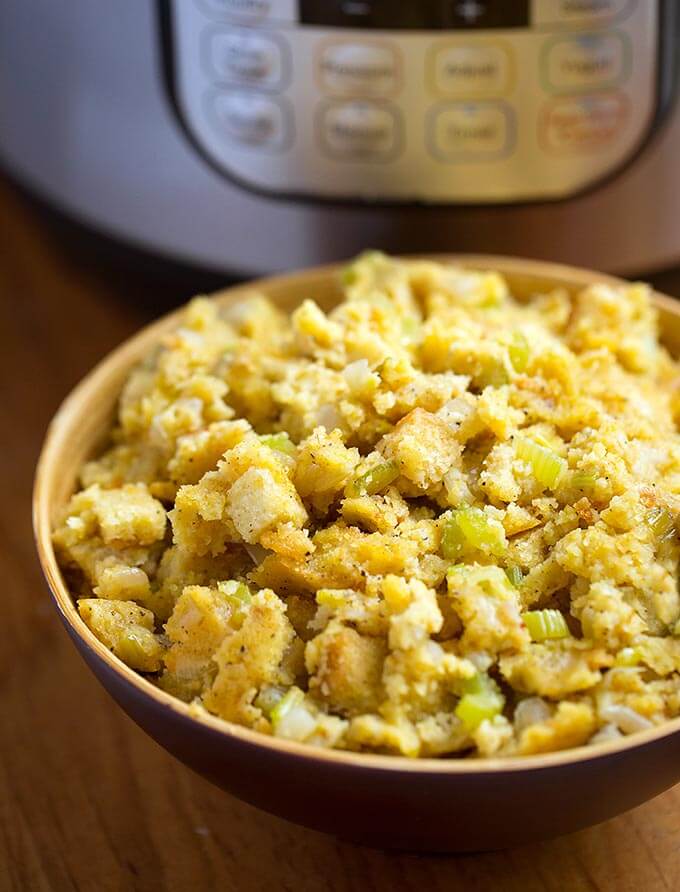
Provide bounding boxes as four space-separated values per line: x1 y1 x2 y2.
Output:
34 254 680 852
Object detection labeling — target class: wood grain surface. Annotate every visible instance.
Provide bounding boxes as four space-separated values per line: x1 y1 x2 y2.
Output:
3 172 680 891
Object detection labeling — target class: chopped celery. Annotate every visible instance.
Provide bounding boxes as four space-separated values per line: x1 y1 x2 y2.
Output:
522 609 570 641
341 250 387 287
508 332 530 373
569 471 597 493
270 686 305 728
441 507 507 559
255 685 286 717
647 507 676 542
460 672 494 696
479 359 509 389
218 580 252 626
505 565 524 588
347 460 399 498
455 674 504 732
270 686 316 740
118 627 160 670
515 436 566 489
457 508 507 555
441 514 466 560
259 432 296 456
401 316 421 344
615 647 642 667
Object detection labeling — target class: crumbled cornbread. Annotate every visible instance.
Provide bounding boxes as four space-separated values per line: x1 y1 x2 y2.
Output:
54 253 680 757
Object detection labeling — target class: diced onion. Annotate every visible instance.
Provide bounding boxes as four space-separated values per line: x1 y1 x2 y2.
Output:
514 697 552 733
599 704 654 734
589 723 623 745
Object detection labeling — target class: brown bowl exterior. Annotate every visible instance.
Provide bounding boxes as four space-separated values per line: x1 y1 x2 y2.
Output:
34 256 680 852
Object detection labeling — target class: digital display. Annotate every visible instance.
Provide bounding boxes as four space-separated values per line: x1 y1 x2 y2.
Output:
298 1 530 30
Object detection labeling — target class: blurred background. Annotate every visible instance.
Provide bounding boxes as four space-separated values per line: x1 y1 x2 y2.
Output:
3 0 680 284
4 1 680 888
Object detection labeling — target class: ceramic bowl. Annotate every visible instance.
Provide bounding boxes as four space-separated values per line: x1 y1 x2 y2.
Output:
34 256 680 853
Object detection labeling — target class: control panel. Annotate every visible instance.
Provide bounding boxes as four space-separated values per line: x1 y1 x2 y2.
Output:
166 0 660 202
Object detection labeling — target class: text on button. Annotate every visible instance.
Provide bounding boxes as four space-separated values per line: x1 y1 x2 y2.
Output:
543 32 629 91
430 43 512 98
211 91 290 150
318 42 400 96
428 102 512 160
207 28 286 87
318 101 400 160
540 92 629 152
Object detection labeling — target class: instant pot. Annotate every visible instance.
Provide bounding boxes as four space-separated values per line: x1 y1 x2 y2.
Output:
0 0 678 277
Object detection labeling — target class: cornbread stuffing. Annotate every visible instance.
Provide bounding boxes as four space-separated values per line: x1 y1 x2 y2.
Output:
54 253 680 758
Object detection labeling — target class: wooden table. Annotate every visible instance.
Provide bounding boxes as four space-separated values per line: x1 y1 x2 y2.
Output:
3 172 680 892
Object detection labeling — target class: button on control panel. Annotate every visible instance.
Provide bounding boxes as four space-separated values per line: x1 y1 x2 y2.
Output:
317 42 400 97
543 32 629 92
540 92 629 152
210 90 291 151
429 102 513 160
318 100 400 160
169 0 660 202
206 28 288 88
430 43 512 98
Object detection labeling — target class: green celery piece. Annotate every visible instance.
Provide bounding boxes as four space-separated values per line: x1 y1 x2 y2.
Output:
647 507 676 542
505 565 524 587
347 460 399 498
259 432 296 456
441 514 466 561
255 685 286 717
455 676 504 733
515 436 566 489
480 359 510 389
508 331 530 373
442 507 506 559
270 686 305 729
522 608 569 641
218 580 252 625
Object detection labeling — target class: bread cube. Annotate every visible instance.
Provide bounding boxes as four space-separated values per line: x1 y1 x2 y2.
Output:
171 434 307 555
378 408 460 489
293 427 360 512
204 590 295 728
78 598 163 671
306 620 386 715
